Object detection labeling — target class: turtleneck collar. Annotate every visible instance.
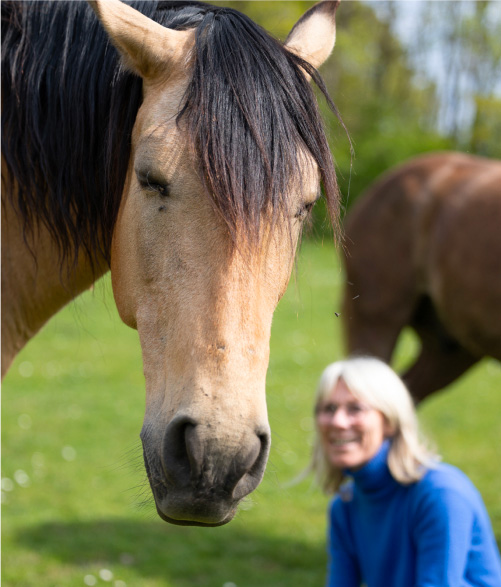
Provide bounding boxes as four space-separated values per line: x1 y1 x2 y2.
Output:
346 439 398 497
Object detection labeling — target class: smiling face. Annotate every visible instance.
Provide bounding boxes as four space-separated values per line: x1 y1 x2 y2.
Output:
316 379 392 471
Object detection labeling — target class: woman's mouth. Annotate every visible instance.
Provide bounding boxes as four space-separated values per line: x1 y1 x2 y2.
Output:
330 437 359 447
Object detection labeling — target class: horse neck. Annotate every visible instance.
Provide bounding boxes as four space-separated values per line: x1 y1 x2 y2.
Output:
1 192 109 378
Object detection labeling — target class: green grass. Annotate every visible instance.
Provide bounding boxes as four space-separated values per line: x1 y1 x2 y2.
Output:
2 241 500 586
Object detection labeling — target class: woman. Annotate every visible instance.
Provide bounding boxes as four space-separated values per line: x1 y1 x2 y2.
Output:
310 357 501 587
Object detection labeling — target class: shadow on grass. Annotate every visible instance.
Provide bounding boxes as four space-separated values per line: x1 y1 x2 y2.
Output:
14 517 326 586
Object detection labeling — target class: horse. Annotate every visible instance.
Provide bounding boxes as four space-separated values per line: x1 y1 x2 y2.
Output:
341 152 501 403
2 0 343 526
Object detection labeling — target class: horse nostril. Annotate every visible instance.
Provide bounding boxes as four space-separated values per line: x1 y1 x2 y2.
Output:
231 427 271 500
161 417 271 501
162 415 198 487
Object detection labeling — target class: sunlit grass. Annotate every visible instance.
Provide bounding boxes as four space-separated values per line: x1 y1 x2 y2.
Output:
2 241 500 586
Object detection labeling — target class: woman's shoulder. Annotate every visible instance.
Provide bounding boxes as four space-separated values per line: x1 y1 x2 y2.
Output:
420 463 477 494
411 462 484 512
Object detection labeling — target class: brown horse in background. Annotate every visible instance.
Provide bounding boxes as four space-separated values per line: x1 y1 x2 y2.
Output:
342 152 501 402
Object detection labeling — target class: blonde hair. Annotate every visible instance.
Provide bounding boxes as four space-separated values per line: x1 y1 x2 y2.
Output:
310 356 439 494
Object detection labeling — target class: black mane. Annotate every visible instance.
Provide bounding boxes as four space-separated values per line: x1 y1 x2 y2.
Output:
1 0 340 267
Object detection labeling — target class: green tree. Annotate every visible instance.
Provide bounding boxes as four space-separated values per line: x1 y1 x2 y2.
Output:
319 2 452 225
406 1 501 153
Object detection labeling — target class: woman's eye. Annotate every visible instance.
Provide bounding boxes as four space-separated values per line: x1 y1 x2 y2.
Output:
347 406 362 414
317 404 337 416
347 404 369 416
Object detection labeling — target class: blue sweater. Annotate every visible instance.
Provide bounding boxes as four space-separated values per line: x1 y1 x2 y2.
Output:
327 442 501 587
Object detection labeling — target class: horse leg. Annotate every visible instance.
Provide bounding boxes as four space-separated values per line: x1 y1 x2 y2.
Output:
342 283 407 364
341 172 420 367
404 296 480 403
403 343 479 404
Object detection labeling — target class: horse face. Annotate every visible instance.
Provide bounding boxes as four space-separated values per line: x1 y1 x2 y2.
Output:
91 0 338 526
113 111 308 525
113 85 317 526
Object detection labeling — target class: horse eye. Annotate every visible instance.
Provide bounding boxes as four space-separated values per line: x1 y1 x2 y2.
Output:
149 182 169 197
137 170 169 197
295 201 315 220
143 180 169 197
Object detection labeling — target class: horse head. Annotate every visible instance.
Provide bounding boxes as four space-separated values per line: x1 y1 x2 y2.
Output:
90 0 340 526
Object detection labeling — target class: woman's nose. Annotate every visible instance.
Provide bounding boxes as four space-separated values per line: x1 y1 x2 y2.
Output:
331 407 351 428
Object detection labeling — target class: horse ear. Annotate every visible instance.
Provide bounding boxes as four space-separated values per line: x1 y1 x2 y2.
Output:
285 0 340 71
88 0 194 80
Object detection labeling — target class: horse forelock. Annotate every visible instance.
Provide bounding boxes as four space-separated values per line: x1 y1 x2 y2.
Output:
1 1 340 270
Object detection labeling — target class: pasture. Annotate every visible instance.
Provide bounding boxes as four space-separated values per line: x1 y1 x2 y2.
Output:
2 241 500 587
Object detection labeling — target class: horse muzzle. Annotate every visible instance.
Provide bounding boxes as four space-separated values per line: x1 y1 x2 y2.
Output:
141 415 271 526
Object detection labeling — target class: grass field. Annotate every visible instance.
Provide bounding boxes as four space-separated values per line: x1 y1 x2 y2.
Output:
2 240 500 587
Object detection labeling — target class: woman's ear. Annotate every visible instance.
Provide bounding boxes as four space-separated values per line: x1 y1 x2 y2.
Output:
383 418 397 438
